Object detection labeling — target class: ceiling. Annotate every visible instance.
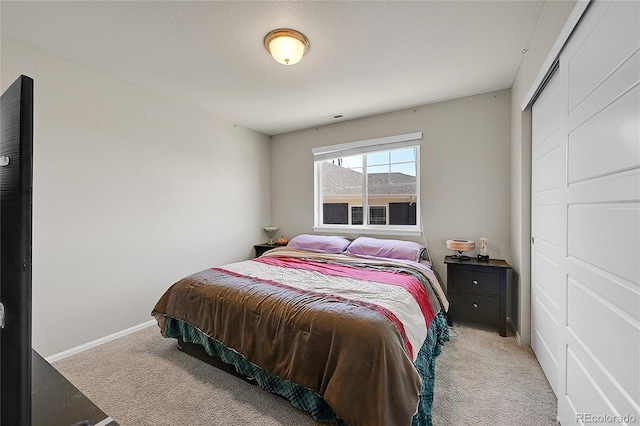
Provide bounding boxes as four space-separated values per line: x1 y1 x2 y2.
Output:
1 1 545 136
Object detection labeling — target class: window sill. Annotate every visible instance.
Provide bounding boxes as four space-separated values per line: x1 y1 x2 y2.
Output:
312 225 422 237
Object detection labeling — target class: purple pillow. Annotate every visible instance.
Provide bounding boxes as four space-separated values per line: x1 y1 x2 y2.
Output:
345 236 424 261
287 234 352 254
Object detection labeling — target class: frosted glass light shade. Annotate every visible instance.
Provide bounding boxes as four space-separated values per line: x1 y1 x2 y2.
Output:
264 226 278 244
264 29 309 65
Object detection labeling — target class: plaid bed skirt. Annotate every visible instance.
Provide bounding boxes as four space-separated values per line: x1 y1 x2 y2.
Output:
162 312 449 426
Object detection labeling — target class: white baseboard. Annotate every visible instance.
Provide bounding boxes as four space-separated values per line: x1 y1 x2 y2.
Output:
506 316 523 344
46 319 157 363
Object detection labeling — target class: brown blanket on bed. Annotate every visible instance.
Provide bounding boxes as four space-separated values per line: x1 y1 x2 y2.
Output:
152 266 425 426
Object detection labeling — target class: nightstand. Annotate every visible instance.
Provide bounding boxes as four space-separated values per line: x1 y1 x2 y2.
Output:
253 243 280 258
444 256 511 336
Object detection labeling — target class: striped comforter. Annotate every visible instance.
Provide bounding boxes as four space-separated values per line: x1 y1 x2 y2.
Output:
152 247 448 426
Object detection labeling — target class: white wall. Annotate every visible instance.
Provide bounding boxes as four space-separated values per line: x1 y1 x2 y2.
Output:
509 0 577 345
271 89 512 294
1 37 271 357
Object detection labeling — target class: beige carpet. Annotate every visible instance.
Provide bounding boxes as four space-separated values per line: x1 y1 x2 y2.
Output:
431 323 557 425
53 321 557 426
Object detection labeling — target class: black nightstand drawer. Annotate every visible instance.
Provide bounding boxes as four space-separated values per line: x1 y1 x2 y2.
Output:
444 256 511 336
451 269 500 296
452 292 499 322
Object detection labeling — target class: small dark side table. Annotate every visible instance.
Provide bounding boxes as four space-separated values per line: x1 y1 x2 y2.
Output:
253 243 281 258
444 256 511 337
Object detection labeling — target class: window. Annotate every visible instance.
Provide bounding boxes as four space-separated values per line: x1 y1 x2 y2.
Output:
313 132 421 235
389 202 416 225
369 206 387 224
351 206 363 225
323 203 348 224
350 206 387 225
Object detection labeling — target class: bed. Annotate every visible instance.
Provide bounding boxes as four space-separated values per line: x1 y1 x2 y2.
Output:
152 235 449 426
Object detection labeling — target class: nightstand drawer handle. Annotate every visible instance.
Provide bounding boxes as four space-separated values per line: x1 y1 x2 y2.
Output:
472 280 478 285
473 303 478 308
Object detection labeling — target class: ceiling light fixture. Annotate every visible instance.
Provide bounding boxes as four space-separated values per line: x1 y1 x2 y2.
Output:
264 28 310 65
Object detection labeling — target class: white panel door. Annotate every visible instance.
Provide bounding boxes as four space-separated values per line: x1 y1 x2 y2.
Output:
532 69 564 396
532 1 640 424
560 1 640 423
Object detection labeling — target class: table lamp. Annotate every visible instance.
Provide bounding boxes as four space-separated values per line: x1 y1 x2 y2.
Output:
446 239 475 261
264 226 278 245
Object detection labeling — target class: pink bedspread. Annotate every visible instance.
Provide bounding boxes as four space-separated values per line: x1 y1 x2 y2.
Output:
255 256 435 330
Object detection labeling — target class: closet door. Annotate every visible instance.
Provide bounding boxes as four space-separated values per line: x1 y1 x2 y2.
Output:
532 0 640 423
559 0 639 422
531 68 564 396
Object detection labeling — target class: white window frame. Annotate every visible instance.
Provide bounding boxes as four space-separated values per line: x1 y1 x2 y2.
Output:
313 132 422 236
